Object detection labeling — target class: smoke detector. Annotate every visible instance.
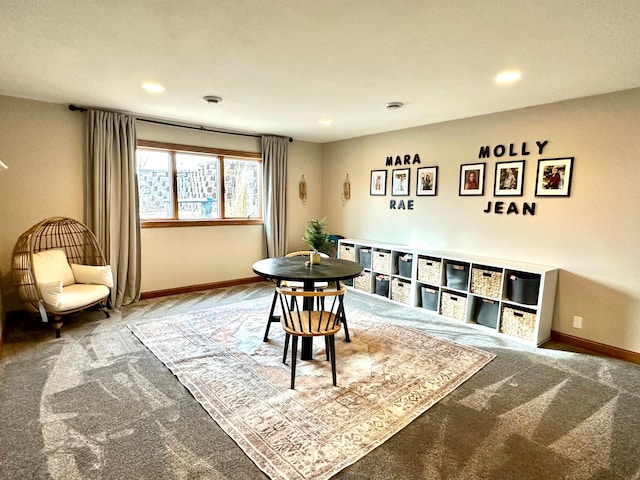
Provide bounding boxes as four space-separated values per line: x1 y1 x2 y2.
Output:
203 95 223 104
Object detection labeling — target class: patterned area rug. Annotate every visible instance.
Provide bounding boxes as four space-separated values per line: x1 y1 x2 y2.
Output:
129 298 494 480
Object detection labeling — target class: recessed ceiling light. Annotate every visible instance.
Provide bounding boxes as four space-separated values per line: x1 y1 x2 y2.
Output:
318 118 332 126
495 70 522 84
385 102 403 110
141 82 165 93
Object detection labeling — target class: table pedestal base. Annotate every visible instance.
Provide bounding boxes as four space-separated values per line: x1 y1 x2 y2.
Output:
301 338 313 360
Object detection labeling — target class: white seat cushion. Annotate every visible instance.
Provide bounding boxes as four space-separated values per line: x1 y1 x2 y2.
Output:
33 249 75 286
38 282 110 312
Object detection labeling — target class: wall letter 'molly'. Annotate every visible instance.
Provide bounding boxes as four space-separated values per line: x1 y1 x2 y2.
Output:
479 146 491 158
536 140 549 154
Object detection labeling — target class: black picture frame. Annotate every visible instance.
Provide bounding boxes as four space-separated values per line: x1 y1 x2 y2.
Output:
494 160 525 196
535 157 574 197
370 170 387 196
391 168 410 196
416 166 438 196
459 162 485 196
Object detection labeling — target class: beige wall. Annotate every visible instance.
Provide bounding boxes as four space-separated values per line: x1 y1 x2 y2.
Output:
136 121 323 291
0 96 322 306
0 96 85 312
322 88 640 353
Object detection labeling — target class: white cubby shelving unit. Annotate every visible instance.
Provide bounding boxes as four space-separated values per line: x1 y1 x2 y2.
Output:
338 238 558 346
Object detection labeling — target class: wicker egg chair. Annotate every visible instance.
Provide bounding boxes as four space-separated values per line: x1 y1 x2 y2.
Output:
12 216 112 337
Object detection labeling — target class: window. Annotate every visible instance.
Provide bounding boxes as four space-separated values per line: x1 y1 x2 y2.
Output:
136 140 262 227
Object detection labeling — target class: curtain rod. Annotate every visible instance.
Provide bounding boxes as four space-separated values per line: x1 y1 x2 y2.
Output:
68 104 293 142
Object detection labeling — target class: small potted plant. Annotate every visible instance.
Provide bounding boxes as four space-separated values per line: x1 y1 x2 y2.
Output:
303 218 329 264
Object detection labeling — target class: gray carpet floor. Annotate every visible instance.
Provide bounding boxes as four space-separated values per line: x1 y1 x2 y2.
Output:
1 282 639 480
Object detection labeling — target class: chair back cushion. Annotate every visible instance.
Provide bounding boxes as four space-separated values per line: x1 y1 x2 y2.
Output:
71 264 114 288
32 249 76 286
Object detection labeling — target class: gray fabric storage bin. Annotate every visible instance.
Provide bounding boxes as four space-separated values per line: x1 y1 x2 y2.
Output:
475 298 499 328
398 255 413 278
375 278 389 297
507 272 541 305
421 286 438 311
359 249 371 269
445 262 470 289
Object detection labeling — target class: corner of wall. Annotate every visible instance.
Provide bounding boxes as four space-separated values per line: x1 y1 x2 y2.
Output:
0 264 5 357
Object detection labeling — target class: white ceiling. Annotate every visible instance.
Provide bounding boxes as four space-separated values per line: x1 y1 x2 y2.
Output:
1 0 639 143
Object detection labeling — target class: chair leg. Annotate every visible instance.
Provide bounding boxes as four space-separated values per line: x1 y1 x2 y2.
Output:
53 316 63 339
325 336 330 361
263 290 279 342
329 335 337 386
283 334 290 364
290 336 298 389
339 302 350 342
100 305 110 318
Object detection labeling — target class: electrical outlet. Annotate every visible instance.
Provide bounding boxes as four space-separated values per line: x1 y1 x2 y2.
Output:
573 316 583 329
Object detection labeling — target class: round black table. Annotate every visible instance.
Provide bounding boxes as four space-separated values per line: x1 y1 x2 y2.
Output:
252 256 363 359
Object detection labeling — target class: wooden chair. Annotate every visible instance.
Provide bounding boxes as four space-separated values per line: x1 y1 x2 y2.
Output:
263 250 329 341
276 285 347 389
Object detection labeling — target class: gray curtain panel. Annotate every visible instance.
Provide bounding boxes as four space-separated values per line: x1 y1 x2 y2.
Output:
261 136 288 257
86 110 141 307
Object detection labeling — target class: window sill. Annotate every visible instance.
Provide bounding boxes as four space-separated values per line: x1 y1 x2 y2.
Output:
141 219 263 228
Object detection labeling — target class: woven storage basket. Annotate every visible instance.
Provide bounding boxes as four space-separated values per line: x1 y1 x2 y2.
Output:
418 257 442 285
440 291 467 321
372 250 392 274
354 271 371 292
471 267 503 298
500 306 536 341
391 278 411 305
339 244 355 261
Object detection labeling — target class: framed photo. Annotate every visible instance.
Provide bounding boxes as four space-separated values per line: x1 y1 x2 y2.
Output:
494 161 525 196
535 157 574 197
459 162 485 196
370 170 387 196
391 168 410 196
416 166 438 196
